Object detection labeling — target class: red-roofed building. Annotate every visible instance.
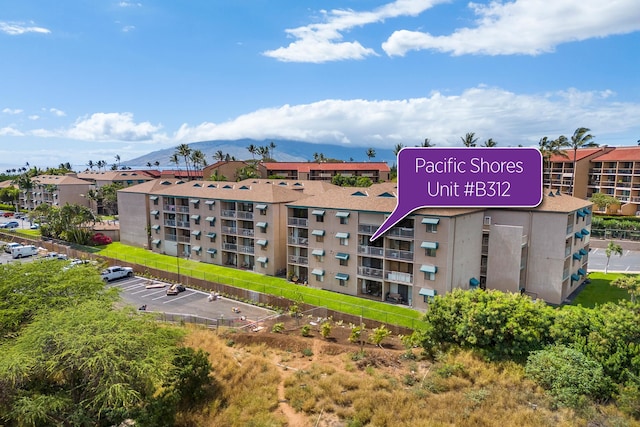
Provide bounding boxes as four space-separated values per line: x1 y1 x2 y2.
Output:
545 146 613 199
587 146 640 215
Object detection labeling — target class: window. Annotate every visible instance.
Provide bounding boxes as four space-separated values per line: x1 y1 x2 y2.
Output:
425 223 437 233
207 232 216 242
421 241 438 257
316 275 324 283
256 204 267 215
340 216 348 225
425 248 436 257
316 235 324 243
422 217 439 233
191 214 200 225
316 215 324 223
424 272 435 281
340 258 348 266
340 237 348 246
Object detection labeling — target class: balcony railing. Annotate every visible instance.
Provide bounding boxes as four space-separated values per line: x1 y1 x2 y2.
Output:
288 217 308 227
165 235 177 242
358 224 378 234
238 227 255 237
238 245 254 254
177 235 191 243
221 210 237 218
385 248 414 261
221 226 237 234
603 169 617 174
289 255 308 265
358 245 384 256
222 243 237 251
590 168 602 173
386 271 413 283
236 211 254 220
387 227 414 238
358 266 383 278
176 206 189 213
288 236 309 246
164 220 176 227
619 169 633 174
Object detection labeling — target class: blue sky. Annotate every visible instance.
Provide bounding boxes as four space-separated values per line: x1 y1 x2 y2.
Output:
1 0 640 170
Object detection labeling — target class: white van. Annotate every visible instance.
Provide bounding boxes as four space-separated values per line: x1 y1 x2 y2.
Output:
4 242 21 253
11 245 38 259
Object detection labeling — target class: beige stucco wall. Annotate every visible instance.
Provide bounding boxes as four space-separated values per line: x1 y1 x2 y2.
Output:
486 224 525 293
118 192 150 247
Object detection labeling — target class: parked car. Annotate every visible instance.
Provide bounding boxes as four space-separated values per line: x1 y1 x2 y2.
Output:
4 242 21 253
166 284 186 295
30 223 40 229
101 266 134 282
0 221 19 229
2 212 14 218
11 245 38 259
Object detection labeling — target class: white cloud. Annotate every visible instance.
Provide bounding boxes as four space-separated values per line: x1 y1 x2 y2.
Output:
172 87 640 148
122 25 135 32
2 108 23 115
264 0 444 63
31 112 162 142
49 108 66 117
0 126 23 136
0 21 51 35
119 1 142 7
28 115 39 120
382 0 640 56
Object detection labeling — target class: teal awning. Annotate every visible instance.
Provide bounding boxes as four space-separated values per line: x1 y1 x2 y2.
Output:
576 210 585 218
206 232 216 238
311 210 325 216
191 230 201 236
207 248 217 254
191 214 200 220
419 288 436 297
192 246 201 252
335 232 349 239
583 207 591 214
420 241 439 249
469 277 480 287
336 211 350 218
581 228 590 236
420 265 438 273
311 268 324 276
571 273 580 281
150 210 159 215
256 239 267 246
149 195 158 201
151 239 161 245
255 204 267 210
190 199 200 204
205 200 215 205
421 217 440 225
578 268 587 276
335 273 350 280
573 253 582 260
335 253 349 260
574 232 583 239
257 256 268 263
579 248 588 256
151 224 160 230
256 222 267 229
311 249 324 256
205 216 215 222
311 229 325 236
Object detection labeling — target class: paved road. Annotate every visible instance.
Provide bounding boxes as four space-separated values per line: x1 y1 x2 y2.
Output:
588 247 640 273
106 276 276 326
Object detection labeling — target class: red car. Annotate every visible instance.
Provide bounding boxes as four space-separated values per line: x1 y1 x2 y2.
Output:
3 212 14 218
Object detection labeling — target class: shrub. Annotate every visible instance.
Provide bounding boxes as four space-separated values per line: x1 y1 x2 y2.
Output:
349 325 364 344
271 323 284 333
369 325 391 347
301 348 313 357
525 345 614 408
91 232 112 246
301 325 311 337
321 322 332 339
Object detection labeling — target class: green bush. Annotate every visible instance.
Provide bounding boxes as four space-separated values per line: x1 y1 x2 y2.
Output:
321 322 332 339
271 323 284 333
301 325 311 337
525 345 614 408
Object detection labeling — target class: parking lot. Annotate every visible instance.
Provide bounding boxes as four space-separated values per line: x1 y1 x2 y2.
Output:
106 275 276 327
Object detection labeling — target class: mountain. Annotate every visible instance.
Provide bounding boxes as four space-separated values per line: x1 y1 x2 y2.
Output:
124 139 396 167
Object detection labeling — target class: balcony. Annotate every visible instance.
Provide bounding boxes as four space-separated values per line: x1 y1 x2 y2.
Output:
289 255 308 265
164 220 176 227
386 271 413 283
238 245 254 254
222 243 238 251
288 217 308 227
163 205 176 212
288 236 309 246
619 169 633 175
177 235 190 243
221 226 237 234
165 235 177 242
387 227 414 238
176 221 189 228
358 266 384 278
590 168 602 174
385 248 414 261
238 227 255 237
358 224 378 235
358 245 384 257
221 209 237 218
617 182 632 188
176 206 189 213
236 211 254 220
603 169 617 174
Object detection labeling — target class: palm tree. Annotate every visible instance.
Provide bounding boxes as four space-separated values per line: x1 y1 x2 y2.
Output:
269 141 277 160
539 136 569 184
482 138 497 147
12 173 34 212
419 138 435 147
175 144 192 179
605 241 623 274
169 153 180 169
258 145 269 161
190 149 208 172
146 162 153 168
86 160 95 171
461 132 478 147
393 143 404 156
568 127 597 196
247 144 257 161
313 152 326 163
366 148 376 161
114 154 121 169
214 150 225 161
96 160 107 171
154 161 160 167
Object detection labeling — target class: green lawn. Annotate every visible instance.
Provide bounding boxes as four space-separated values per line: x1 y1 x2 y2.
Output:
97 242 424 329
569 272 631 308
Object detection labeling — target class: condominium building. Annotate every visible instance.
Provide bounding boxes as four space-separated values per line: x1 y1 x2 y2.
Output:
118 178 337 276
77 170 156 188
18 174 93 211
586 147 640 215
118 179 592 308
545 146 613 198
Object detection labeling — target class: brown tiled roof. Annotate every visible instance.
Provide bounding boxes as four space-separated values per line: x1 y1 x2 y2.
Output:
237 178 338 196
590 146 640 161
521 192 592 213
33 174 91 185
120 179 311 204
262 162 391 172
549 148 606 162
77 170 156 180
0 180 16 189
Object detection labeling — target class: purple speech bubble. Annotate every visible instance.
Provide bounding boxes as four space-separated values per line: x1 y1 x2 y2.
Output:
371 147 543 241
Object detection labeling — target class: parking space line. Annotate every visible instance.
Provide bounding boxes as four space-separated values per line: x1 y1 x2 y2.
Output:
131 288 152 295
163 292 196 303
142 289 168 297
152 294 169 301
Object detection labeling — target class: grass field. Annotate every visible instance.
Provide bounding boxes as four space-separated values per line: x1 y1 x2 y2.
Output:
569 271 631 308
97 242 423 329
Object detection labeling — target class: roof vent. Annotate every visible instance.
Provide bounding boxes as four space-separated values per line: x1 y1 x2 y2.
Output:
548 191 555 197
